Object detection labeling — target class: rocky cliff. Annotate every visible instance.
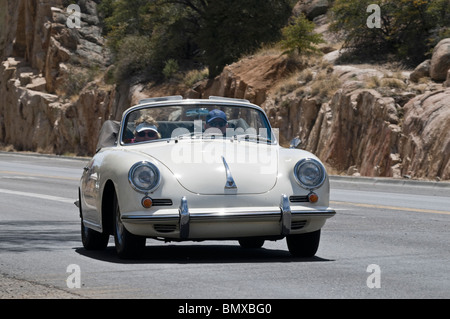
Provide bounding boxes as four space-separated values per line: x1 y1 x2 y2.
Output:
185 55 450 181
0 0 121 155
0 0 449 181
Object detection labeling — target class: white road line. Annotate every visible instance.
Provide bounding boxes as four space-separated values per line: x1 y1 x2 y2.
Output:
0 170 79 181
330 200 450 215
0 188 74 204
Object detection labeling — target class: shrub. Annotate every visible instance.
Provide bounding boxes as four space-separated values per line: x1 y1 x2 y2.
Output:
280 14 324 56
162 59 179 80
113 35 153 82
62 66 96 97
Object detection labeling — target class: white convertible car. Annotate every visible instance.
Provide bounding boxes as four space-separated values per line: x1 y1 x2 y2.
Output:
77 96 335 258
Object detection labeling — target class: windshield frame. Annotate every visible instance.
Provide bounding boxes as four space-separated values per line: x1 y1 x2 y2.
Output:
118 100 277 146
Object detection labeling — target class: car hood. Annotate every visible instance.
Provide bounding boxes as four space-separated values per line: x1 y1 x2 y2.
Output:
135 140 278 195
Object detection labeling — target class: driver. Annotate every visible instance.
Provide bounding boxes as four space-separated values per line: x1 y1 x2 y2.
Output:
205 109 228 135
133 115 161 142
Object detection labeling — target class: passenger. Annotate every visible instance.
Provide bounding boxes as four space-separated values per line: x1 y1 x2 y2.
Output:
205 109 228 135
133 115 161 143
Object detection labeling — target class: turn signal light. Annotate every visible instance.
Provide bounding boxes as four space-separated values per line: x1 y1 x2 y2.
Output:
142 197 153 209
308 192 319 203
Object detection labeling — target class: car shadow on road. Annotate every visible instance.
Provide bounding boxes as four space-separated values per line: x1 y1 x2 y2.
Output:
74 243 334 264
0 220 80 253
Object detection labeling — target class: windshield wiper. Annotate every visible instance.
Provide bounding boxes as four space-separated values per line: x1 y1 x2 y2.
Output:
173 132 272 143
235 134 272 144
173 132 202 140
174 131 229 140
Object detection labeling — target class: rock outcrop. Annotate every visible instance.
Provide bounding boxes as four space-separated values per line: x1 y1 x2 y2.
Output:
430 38 450 81
0 0 121 155
400 89 450 180
293 0 330 20
189 54 299 106
187 56 449 180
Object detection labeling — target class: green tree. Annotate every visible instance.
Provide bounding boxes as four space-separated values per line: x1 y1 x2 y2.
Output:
330 0 450 64
100 0 195 80
195 0 293 77
280 14 324 56
101 0 155 52
100 0 294 80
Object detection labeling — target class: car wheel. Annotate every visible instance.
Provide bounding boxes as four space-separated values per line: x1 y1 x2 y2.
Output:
113 192 145 259
79 188 109 251
286 229 321 257
238 238 265 249
81 220 109 250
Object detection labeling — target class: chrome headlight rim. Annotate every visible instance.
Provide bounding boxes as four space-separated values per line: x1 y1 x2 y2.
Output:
294 158 326 190
128 161 161 193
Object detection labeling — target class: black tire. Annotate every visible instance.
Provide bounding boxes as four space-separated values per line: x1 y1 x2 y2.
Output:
286 229 321 257
81 220 109 250
79 188 109 251
238 238 265 249
113 192 146 259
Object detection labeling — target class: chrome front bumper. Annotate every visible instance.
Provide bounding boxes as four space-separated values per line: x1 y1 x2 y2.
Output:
121 194 336 239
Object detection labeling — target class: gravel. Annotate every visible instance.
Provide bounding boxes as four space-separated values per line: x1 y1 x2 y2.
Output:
0 274 84 299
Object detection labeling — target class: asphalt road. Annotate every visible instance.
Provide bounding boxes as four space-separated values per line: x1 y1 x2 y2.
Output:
0 152 449 300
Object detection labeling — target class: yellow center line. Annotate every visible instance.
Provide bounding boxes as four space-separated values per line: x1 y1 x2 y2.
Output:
330 200 450 216
0 170 79 181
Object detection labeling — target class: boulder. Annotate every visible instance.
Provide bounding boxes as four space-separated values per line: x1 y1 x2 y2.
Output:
410 59 430 82
445 69 450 87
293 0 329 20
430 38 450 81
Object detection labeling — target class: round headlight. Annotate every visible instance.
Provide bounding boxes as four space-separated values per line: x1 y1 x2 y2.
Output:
294 158 326 190
128 162 160 193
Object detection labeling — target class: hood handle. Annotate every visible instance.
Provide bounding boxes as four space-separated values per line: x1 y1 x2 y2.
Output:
222 156 237 190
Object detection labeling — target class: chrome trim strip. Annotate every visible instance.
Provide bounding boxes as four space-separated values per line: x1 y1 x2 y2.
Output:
191 211 280 221
222 156 237 189
122 215 179 222
209 96 250 103
179 196 190 239
280 194 291 236
139 96 183 104
121 210 336 223
82 219 102 232
292 211 336 217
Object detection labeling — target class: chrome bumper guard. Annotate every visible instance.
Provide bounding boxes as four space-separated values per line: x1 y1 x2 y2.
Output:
179 196 190 239
177 194 335 239
280 194 292 236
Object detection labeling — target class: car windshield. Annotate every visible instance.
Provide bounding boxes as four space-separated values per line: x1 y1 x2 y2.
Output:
121 103 274 145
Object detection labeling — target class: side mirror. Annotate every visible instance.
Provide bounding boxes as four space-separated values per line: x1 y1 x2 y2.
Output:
290 137 301 149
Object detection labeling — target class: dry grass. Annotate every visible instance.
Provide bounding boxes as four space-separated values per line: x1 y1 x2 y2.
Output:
365 71 407 90
0 143 16 152
272 58 341 103
183 68 209 87
309 71 341 102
